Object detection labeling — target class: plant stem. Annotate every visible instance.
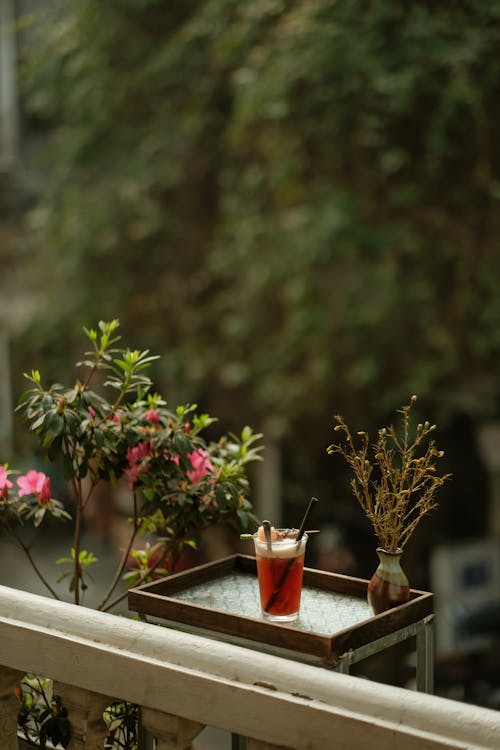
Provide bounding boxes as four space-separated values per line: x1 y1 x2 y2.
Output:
97 494 140 611
4 526 61 600
35 676 52 710
101 540 174 613
72 475 83 606
81 362 99 390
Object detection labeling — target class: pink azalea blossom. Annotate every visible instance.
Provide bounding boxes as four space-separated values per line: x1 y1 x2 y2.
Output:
88 405 97 419
125 441 152 488
186 448 215 484
166 448 215 485
145 409 160 424
17 470 51 504
0 467 12 500
111 411 122 424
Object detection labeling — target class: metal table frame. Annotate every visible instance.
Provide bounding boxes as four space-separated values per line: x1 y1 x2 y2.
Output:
332 613 435 693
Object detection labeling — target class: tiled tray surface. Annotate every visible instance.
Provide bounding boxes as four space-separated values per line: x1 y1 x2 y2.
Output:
173 571 372 635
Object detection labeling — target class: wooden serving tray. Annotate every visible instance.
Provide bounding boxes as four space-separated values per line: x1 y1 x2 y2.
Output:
127 554 433 661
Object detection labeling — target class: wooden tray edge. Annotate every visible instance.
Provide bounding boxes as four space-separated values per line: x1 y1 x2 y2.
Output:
127 554 433 660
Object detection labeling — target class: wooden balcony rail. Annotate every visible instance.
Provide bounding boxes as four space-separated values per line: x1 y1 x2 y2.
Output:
0 584 499 749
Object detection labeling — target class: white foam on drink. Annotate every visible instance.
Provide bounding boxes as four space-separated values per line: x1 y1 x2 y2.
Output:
254 533 307 559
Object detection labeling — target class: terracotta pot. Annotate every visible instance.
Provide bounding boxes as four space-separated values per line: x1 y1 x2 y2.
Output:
367 547 410 615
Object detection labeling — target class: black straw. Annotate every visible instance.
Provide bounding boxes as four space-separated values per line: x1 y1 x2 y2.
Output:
262 519 273 551
295 496 319 544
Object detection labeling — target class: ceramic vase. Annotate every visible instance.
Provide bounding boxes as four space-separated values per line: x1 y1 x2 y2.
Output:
367 547 410 615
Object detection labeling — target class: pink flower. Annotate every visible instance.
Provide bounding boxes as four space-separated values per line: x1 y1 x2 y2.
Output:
88 405 97 420
125 441 152 488
111 411 122 424
165 448 215 485
186 448 215 484
145 409 160 424
17 470 51 504
0 467 12 500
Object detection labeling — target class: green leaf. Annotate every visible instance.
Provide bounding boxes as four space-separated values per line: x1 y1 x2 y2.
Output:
30 412 48 431
94 428 105 448
62 454 74 480
172 433 192 456
41 395 53 410
33 508 47 528
46 412 64 437
47 434 63 461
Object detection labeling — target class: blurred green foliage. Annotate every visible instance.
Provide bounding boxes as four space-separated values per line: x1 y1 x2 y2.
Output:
17 0 500 436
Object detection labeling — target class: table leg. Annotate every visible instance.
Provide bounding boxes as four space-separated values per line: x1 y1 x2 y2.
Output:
138 725 155 750
416 614 434 693
232 733 247 749
333 652 352 674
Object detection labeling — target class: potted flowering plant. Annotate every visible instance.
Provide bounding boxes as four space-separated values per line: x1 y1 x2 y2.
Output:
2 319 262 747
327 395 450 614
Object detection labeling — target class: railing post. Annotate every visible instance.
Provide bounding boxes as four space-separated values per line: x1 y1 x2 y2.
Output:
52 682 112 749
0 665 23 750
141 707 204 750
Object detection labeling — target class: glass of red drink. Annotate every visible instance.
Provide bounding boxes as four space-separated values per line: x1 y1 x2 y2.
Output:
253 529 308 622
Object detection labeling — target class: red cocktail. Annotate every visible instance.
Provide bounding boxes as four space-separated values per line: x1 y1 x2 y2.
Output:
254 529 308 622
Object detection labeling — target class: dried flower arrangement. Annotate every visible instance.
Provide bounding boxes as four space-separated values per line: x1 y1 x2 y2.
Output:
327 395 451 553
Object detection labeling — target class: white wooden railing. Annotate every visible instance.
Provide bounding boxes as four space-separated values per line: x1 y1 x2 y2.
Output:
0 585 499 749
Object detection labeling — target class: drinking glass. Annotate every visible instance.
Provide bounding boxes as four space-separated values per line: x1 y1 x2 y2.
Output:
253 531 308 622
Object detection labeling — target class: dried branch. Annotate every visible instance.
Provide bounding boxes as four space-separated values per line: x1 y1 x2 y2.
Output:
327 395 451 553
